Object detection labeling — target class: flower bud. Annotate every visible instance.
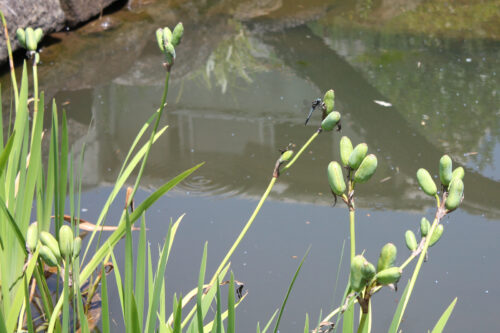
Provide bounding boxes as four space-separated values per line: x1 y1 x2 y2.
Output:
34 28 43 44
451 167 464 183
279 150 293 163
429 224 444 247
376 267 401 285
171 22 184 46
25 27 37 51
40 231 61 261
16 28 26 48
40 245 59 267
73 237 82 259
350 255 367 292
26 223 38 253
420 217 430 237
156 28 165 52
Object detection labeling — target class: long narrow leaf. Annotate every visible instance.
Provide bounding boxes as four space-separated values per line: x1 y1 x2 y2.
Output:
227 272 235 333
197 243 208 332
101 264 110 333
273 247 310 333
388 280 411 333
431 298 457 333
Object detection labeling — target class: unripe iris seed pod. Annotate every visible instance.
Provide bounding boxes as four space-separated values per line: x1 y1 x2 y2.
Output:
451 167 464 183
34 28 43 44
377 243 397 272
171 22 184 46
361 261 376 282
25 27 37 51
348 143 368 170
58 225 74 258
321 111 341 131
350 255 366 292
354 154 377 184
420 217 430 237
26 223 39 253
376 267 402 285
327 161 346 195
445 178 464 211
416 168 437 196
439 155 453 186
323 90 335 115
164 42 176 64
73 237 82 259
40 231 61 260
155 28 164 52
16 28 26 48
429 224 444 247
340 136 353 167
405 230 418 251
40 245 59 267
279 150 293 163
162 27 172 44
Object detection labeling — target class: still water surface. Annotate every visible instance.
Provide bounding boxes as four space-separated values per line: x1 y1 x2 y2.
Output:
3 0 500 331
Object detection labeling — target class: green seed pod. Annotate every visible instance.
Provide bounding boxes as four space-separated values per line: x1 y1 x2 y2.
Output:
350 255 366 292
327 161 346 195
375 267 402 285
445 178 464 211
40 245 59 267
171 22 184 46
405 230 418 251
162 27 172 45
164 42 176 64
416 168 437 196
420 217 430 237
26 223 39 253
439 155 453 186
361 260 376 282
323 89 334 115
25 27 37 51
429 224 444 247
34 28 43 43
58 225 74 258
339 136 353 167
377 243 397 272
354 154 377 184
348 143 368 170
73 237 82 259
279 150 293 163
16 28 26 48
321 111 341 131
40 231 61 261
156 28 165 52
451 167 464 183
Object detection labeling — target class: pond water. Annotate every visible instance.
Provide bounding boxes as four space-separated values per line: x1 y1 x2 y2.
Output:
2 0 500 331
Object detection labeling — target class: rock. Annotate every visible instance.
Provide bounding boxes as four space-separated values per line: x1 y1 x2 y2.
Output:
0 0 65 61
60 0 118 28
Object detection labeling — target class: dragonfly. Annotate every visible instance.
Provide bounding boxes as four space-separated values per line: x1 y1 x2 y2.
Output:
304 98 323 125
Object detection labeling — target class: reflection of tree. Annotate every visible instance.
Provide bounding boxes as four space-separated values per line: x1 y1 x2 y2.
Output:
309 23 500 170
184 20 280 94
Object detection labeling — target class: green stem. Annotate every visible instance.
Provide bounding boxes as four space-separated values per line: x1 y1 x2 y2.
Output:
357 312 368 333
209 177 276 286
33 59 38 114
349 209 355 262
0 11 19 109
281 130 320 173
392 216 440 330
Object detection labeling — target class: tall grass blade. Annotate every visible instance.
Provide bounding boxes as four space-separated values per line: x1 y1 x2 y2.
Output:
145 216 182 333
197 243 208 332
135 215 147 328
125 210 134 332
342 301 354 333
304 313 309 333
388 280 411 333
261 309 279 333
227 272 235 333
110 251 125 316
101 264 110 333
273 247 310 333
62 256 70 333
173 295 183 333
431 298 457 333
23 274 34 333
0 132 15 176
79 163 202 284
